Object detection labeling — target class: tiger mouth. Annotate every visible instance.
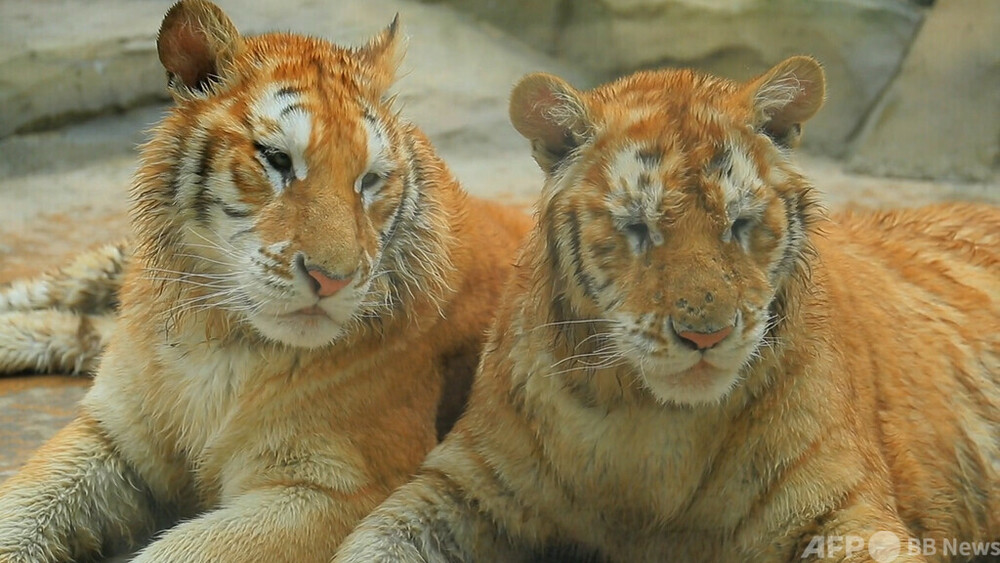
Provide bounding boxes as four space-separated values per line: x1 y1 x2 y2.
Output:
646 355 720 373
672 359 724 383
636 351 739 380
283 305 329 318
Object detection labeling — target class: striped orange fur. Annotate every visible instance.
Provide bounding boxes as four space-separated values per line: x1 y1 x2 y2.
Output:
0 242 126 374
0 1 529 561
336 58 999 562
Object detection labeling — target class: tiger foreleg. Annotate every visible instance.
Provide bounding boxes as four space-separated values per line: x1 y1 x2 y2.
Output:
782 486 929 563
0 414 160 563
131 485 369 563
335 470 525 563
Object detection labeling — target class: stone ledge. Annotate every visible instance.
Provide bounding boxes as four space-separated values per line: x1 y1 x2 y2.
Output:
0 0 589 150
848 0 999 182
0 0 174 138
423 0 925 158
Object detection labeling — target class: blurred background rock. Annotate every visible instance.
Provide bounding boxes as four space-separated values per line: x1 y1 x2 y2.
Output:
3 0 997 182
0 0 997 479
426 0 997 182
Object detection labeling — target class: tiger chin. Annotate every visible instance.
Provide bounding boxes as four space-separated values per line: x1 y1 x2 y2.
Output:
335 58 1000 561
0 1 531 562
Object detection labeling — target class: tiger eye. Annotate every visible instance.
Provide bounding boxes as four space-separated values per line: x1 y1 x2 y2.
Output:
264 150 293 175
730 217 754 245
253 142 294 179
360 172 382 191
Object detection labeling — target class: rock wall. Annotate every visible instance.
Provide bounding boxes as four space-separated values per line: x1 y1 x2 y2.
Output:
0 0 173 138
848 0 999 182
2 0 995 181
431 0 997 181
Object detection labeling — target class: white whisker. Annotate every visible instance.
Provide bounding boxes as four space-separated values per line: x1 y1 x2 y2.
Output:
545 357 628 378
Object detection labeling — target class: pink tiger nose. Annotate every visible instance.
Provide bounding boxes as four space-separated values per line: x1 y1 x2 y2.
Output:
677 326 733 350
306 268 351 298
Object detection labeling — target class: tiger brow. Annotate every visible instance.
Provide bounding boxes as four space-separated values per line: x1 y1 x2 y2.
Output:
717 147 765 217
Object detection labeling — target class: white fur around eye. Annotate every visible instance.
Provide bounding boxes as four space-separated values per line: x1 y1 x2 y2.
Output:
249 85 312 193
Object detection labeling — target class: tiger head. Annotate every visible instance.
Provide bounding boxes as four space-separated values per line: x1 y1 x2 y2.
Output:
134 0 451 348
510 57 826 405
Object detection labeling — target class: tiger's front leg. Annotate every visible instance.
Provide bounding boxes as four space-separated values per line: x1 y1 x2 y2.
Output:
0 414 162 562
132 484 385 563
794 511 928 563
775 482 929 563
334 469 528 563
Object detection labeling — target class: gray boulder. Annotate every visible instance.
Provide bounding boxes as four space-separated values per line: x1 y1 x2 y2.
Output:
849 0 999 181
426 0 925 158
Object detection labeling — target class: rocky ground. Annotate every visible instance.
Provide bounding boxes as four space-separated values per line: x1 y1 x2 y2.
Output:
1 0 998 481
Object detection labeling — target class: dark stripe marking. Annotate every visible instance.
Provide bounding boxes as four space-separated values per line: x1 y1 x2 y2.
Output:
776 191 803 280
275 86 300 99
279 103 305 119
566 211 600 300
636 148 662 167
221 204 252 218
636 172 652 192
379 135 418 248
193 137 217 223
228 226 254 243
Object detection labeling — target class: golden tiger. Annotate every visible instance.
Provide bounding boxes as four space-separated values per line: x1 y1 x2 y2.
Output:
0 1 530 561
335 57 1000 562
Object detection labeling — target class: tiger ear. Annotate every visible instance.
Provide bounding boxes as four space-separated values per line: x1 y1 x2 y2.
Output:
510 73 593 175
355 15 405 94
157 0 243 97
743 56 825 148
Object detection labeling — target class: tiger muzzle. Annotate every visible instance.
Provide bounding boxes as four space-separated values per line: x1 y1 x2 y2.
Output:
669 290 738 351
